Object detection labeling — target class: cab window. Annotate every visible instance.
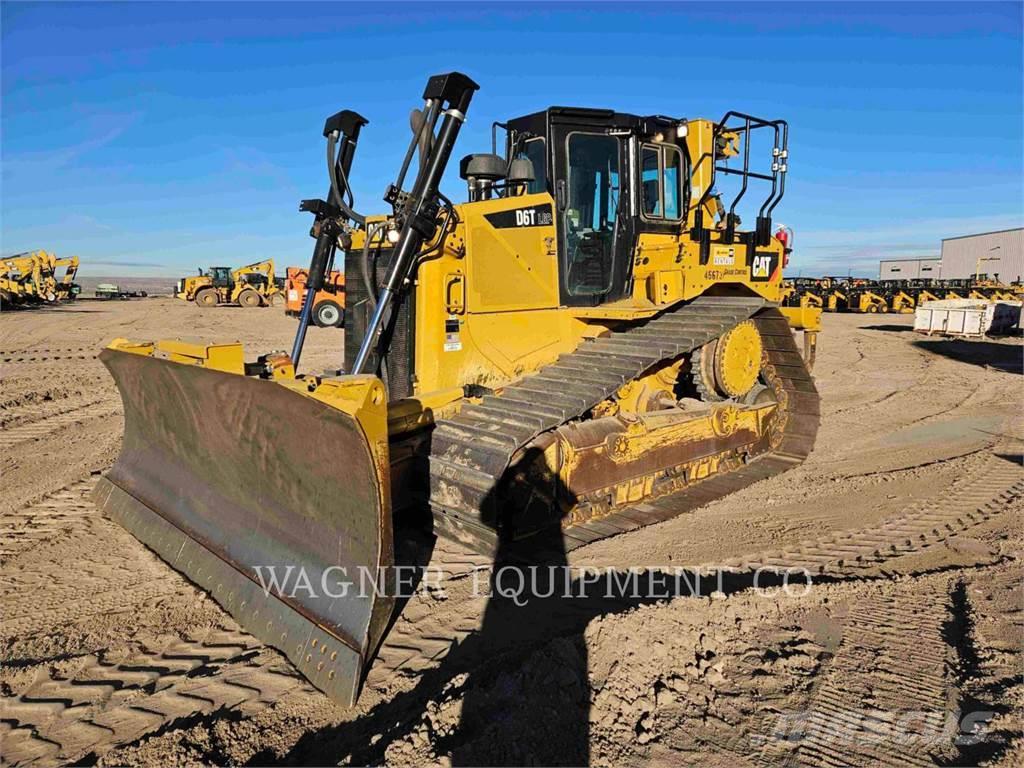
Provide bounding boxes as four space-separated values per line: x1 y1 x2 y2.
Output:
515 137 548 195
563 132 621 296
640 143 684 221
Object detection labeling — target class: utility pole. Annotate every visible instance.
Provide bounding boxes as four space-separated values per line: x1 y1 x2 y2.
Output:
975 245 1000 281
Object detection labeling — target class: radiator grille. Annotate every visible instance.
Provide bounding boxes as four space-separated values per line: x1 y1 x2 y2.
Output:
343 247 415 402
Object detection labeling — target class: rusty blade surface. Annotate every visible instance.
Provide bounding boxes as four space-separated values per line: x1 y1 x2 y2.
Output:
94 348 394 706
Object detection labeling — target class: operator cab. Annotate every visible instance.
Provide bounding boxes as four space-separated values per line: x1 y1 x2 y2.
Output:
207 267 232 287
460 108 692 306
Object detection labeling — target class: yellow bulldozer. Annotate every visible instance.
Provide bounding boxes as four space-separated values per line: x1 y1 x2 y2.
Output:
175 259 281 307
94 73 820 707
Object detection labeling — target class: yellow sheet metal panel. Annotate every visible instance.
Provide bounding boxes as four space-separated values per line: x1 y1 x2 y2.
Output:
647 269 684 305
155 340 246 373
462 192 559 313
778 305 822 331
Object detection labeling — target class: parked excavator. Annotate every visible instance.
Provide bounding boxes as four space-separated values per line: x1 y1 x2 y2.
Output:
1 252 48 306
95 73 820 707
175 259 282 307
52 254 81 300
0 250 79 306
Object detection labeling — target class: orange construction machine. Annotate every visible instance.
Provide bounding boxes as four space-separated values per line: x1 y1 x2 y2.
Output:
284 266 345 327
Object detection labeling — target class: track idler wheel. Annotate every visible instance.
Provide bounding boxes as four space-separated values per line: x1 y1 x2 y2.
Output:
692 320 764 401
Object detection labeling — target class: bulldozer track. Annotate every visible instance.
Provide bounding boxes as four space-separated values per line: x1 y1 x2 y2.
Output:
430 296 819 550
777 579 957 767
0 478 99 564
0 628 311 766
2 398 121 447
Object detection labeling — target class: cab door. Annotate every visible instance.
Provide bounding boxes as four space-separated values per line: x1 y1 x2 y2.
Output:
552 124 633 306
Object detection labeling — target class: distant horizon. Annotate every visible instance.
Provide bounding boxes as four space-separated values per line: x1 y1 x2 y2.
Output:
3 2 1022 277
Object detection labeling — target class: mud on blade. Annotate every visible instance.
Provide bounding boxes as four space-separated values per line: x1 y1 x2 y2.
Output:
94 346 394 706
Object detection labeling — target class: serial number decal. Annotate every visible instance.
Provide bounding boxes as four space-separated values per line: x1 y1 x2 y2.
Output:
704 267 748 281
484 203 554 229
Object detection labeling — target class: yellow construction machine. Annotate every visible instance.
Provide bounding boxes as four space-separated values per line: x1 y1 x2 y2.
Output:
972 279 1018 302
95 73 820 707
51 254 81 300
175 259 281 307
848 289 888 313
825 288 846 312
0 250 79 305
888 290 915 314
1 252 48 305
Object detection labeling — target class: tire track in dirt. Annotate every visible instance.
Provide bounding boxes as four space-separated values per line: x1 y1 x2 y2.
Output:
371 453 1023 695
0 346 101 363
0 498 182 640
2 399 121 448
755 578 956 767
371 536 492 683
2 443 1013 763
708 454 1023 577
0 628 312 766
0 478 98 564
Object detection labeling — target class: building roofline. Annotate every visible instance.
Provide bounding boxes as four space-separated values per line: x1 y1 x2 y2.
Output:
879 257 941 262
941 227 1023 242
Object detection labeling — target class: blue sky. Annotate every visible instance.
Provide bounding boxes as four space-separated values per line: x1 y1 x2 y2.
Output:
2 2 1022 277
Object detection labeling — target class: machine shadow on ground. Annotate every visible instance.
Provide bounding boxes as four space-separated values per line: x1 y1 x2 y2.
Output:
913 339 1023 374
276 446 853 766
859 323 916 333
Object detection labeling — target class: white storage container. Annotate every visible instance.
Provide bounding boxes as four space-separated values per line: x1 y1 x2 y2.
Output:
914 299 1021 338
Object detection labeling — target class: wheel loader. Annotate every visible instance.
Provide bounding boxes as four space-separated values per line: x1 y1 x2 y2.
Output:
175 259 281 307
94 73 820 707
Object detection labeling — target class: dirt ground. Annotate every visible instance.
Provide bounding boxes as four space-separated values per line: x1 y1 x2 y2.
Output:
1 298 1022 767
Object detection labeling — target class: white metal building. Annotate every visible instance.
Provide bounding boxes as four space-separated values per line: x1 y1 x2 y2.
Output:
939 228 1024 282
878 257 942 280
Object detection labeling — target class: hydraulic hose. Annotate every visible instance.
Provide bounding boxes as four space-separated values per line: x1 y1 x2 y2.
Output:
361 221 388 312
326 132 365 225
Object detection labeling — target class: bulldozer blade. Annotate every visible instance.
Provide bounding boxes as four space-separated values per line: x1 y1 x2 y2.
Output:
93 348 394 707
